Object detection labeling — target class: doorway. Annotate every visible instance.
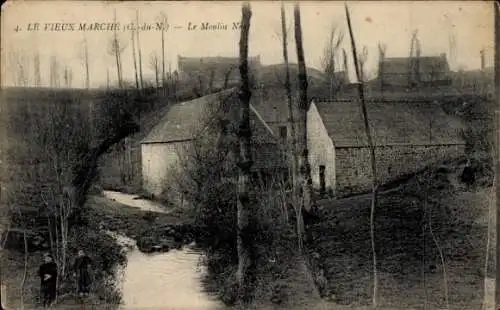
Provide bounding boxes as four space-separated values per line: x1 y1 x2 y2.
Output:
319 165 326 194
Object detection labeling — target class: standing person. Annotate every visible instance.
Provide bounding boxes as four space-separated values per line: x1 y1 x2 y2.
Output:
73 249 93 297
38 253 58 308
461 158 475 187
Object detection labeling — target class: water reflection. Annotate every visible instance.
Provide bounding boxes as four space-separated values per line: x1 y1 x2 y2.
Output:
120 242 221 309
103 191 168 213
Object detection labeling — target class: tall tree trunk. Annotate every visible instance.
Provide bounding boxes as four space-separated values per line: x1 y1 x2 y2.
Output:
494 1 500 308
281 3 301 249
293 3 314 218
281 3 298 185
236 1 253 294
117 46 124 88
113 16 122 88
136 10 144 89
114 40 121 88
0 262 4 310
131 29 140 89
345 4 379 307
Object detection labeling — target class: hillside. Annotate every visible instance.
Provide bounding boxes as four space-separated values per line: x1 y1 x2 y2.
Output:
257 63 326 88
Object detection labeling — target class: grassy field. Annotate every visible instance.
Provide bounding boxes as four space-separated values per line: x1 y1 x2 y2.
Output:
308 165 495 309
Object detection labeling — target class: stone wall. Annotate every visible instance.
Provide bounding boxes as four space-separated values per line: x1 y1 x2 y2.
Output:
99 139 142 193
141 141 188 197
307 103 336 191
335 143 465 196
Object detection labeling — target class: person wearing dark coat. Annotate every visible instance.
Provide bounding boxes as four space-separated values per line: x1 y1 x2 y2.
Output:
461 159 476 186
73 250 93 297
38 253 58 308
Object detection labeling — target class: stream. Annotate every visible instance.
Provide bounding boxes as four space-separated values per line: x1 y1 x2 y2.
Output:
103 191 223 310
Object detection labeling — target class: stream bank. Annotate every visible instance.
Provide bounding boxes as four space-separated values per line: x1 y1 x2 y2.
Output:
100 191 224 310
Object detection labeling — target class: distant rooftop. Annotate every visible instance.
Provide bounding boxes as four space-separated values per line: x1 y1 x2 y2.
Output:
380 53 450 74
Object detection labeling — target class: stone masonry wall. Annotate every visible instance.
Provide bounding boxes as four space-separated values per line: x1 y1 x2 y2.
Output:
335 144 465 196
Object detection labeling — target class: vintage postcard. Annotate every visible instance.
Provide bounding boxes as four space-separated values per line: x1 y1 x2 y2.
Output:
0 1 496 309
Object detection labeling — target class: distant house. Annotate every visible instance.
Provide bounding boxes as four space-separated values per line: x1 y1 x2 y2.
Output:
451 67 494 95
250 87 292 142
140 88 287 197
256 63 327 88
379 53 452 89
307 99 466 197
177 55 262 91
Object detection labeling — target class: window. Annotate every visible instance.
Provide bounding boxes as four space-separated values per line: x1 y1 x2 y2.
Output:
279 126 287 141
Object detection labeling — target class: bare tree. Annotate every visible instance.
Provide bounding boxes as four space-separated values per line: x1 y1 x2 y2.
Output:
342 48 348 74
280 3 301 249
345 4 379 307
16 52 29 87
8 49 31 87
108 11 127 88
64 67 68 88
49 55 60 88
149 52 160 88
136 10 144 89
294 3 314 222
358 45 368 82
495 4 500 307
63 66 73 88
131 27 140 89
235 1 253 292
321 24 344 97
106 69 110 89
409 30 420 87
82 37 90 89
159 12 168 88
378 42 387 91
34 52 41 87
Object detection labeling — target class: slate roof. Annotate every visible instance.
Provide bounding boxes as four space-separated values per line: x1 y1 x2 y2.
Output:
141 89 235 143
250 87 295 125
311 99 466 147
141 88 287 170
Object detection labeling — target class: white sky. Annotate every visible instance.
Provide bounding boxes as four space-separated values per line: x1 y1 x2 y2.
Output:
1 1 494 89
